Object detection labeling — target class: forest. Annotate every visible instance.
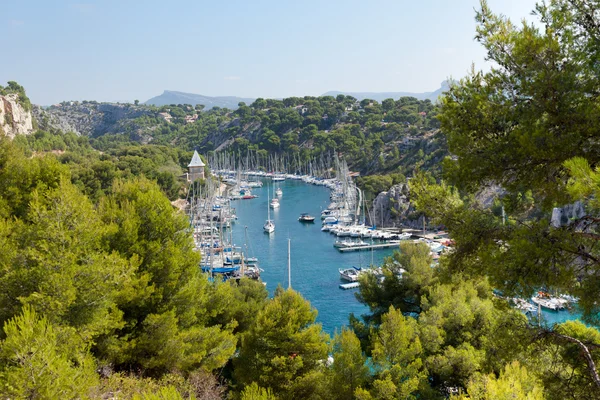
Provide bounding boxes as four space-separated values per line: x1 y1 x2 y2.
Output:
1 0 600 398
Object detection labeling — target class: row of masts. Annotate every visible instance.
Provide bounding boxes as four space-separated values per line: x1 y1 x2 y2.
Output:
188 151 361 284
208 149 337 178
186 175 262 282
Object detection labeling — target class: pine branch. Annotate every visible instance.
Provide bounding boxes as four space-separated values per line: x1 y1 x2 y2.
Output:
541 329 600 389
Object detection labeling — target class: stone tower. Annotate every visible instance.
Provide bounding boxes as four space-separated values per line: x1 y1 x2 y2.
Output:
188 150 206 181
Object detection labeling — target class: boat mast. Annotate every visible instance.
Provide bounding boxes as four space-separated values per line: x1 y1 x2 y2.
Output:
288 238 291 289
267 184 271 221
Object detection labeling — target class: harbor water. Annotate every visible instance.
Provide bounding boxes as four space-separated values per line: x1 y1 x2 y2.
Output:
229 178 394 333
228 178 580 333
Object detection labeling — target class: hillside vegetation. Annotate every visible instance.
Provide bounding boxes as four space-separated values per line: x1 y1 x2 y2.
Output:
0 0 599 397
37 94 447 178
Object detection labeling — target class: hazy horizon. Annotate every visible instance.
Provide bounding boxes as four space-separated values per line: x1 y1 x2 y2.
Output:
2 0 537 105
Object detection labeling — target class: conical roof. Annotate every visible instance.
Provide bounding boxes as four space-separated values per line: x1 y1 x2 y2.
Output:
188 150 205 167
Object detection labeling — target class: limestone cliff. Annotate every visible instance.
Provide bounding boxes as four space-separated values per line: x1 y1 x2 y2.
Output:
368 183 425 229
0 94 34 138
33 102 154 140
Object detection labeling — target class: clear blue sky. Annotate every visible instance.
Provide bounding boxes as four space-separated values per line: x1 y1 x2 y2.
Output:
1 0 538 105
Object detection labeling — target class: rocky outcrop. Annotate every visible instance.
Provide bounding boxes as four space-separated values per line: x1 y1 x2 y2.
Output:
0 94 34 138
368 183 425 229
551 201 586 228
33 102 153 137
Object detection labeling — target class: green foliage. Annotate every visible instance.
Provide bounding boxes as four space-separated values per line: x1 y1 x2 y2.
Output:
0 306 98 399
355 244 531 395
0 137 68 218
234 288 329 398
355 173 406 203
0 81 32 111
356 242 434 322
207 278 269 335
439 0 600 207
329 328 369 399
97 370 224 400
240 383 277 400
132 386 192 400
414 0 600 324
453 361 545 400
0 177 131 339
96 178 236 374
369 307 427 399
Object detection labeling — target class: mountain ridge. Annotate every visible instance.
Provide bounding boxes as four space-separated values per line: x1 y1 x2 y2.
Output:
144 90 256 110
144 82 449 110
322 81 449 102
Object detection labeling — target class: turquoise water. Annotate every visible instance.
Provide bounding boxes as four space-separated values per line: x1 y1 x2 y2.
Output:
228 178 580 333
229 179 394 333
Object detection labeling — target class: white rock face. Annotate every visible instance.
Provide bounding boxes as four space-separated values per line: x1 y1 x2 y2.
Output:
0 94 33 138
551 201 586 228
369 183 425 229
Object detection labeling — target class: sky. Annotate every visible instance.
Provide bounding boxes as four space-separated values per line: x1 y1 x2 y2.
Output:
1 0 539 105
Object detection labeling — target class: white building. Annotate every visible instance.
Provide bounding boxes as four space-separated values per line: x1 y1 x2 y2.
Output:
188 150 206 181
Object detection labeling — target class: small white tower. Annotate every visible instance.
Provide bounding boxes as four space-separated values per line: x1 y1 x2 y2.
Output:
188 150 206 181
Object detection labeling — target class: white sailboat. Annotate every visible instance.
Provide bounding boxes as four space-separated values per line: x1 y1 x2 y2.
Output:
270 185 280 208
275 186 283 197
263 185 275 233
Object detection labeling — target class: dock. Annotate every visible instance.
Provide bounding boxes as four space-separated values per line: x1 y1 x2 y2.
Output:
339 282 360 290
337 242 402 252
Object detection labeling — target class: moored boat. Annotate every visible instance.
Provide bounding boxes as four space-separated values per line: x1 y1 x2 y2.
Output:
264 185 275 233
339 267 363 282
531 292 568 311
298 213 315 222
263 220 275 233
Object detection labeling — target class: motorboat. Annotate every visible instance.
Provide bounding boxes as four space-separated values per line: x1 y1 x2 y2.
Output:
531 292 568 311
339 267 363 282
270 198 280 209
322 216 338 225
275 187 283 196
298 213 315 223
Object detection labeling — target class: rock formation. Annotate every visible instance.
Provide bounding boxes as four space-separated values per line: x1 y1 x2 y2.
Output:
33 102 153 138
0 94 34 138
551 201 586 228
368 183 425 229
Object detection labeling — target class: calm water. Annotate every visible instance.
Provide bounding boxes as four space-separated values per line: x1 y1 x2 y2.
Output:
229 179 394 333
229 178 580 333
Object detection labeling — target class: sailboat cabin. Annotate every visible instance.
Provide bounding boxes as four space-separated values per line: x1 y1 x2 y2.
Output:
188 150 206 181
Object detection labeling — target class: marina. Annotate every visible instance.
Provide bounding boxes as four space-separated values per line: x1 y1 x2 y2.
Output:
202 173 395 332
186 155 583 332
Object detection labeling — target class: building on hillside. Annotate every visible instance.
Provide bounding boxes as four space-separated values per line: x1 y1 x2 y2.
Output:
188 150 206 181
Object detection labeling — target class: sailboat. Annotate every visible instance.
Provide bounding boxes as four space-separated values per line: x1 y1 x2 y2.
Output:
263 185 275 233
270 184 280 208
275 185 283 197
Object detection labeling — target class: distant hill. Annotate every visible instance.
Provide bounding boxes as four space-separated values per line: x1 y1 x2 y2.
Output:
144 90 255 110
322 81 449 103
